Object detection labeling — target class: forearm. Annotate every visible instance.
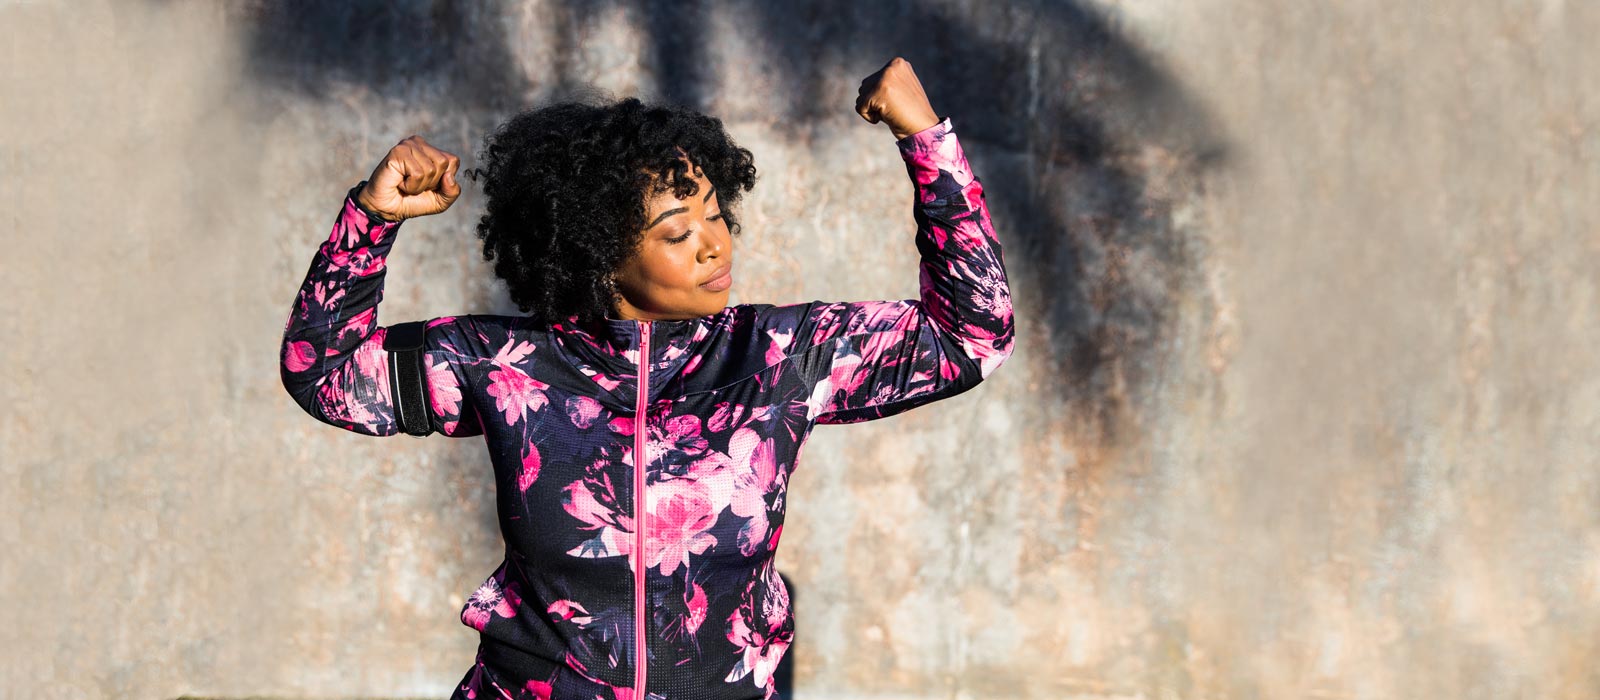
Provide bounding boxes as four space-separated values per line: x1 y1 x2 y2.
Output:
279 184 406 435
895 117 1016 380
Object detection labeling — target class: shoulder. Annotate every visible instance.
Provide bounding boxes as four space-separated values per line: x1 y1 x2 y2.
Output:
699 302 807 359
727 301 808 336
741 299 918 343
728 300 906 359
420 314 524 356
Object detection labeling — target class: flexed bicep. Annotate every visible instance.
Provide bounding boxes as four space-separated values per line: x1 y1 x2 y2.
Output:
279 186 484 438
800 299 989 425
789 116 1014 425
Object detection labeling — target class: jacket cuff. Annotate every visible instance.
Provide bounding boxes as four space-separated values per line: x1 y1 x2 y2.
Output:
895 117 975 204
328 181 403 254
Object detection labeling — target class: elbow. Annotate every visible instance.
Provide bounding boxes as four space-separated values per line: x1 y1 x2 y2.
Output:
279 327 394 437
279 338 318 414
968 313 1015 382
276 338 345 431
280 364 326 428
975 336 1013 381
280 343 307 407
282 378 389 437
978 286 1016 379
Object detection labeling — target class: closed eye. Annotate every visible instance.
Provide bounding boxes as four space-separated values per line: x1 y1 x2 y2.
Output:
667 213 723 244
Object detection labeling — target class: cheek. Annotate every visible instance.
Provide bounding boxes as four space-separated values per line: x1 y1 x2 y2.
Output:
642 247 699 288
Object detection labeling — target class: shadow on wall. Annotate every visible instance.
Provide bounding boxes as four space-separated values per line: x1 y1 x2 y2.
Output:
232 0 1231 440
223 0 1229 695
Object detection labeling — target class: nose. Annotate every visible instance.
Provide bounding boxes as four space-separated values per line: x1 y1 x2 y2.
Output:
698 223 725 261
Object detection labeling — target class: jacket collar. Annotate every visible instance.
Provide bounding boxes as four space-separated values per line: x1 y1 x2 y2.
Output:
547 311 716 384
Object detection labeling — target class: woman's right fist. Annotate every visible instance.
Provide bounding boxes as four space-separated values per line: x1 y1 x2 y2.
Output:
356 135 462 222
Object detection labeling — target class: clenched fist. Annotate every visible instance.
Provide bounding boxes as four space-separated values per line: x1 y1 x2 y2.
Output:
855 57 942 140
356 135 462 222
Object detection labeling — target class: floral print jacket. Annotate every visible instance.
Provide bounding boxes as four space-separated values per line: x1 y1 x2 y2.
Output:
279 117 1014 700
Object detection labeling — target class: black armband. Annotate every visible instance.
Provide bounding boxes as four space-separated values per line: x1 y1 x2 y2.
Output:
384 320 434 438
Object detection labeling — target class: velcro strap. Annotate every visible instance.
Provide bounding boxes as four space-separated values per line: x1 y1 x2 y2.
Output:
383 320 433 437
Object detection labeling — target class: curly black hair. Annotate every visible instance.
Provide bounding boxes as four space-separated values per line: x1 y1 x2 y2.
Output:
463 92 758 323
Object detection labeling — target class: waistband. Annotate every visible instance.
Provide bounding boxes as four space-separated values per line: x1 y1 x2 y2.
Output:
478 635 779 700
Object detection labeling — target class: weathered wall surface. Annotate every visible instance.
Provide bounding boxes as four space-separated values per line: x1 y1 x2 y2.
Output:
3 1 1597 698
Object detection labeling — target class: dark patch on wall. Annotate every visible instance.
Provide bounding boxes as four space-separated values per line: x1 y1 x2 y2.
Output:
230 0 527 110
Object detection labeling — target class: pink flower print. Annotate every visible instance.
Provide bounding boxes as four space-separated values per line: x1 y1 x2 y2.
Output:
743 403 776 423
951 208 994 247
332 339 386 429
485 359 549 427
764 327 795 366
608 414 635 437
661 338 690 365
645 415 740 510
326 245 386 276
857 329 906 370
649 414 711 481
684 581 708 635
493 336 537 364
564 395 604 429
645 476 720 576
727 428 782 556
708 401 748 433
576 364 623 393
723 561 793 689
335 209 363 247
351 334 385 381
547 599 594 626
457 663 487 699
905 123 972 192
553 652 633 700
283 340 317 373
805 374 832 422
461 575 520 632
643 413 738 509
338 306 377 344
968 273 1015 380
336 202 394 245
523 677 554 700
426 356 464 432
311 279 345 311
929 138 973 187
518 440 541 492
662 580 710 645
564 472 634 560
807 343 870 421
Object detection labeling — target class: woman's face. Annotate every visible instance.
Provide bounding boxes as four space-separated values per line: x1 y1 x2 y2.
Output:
611 156 734 321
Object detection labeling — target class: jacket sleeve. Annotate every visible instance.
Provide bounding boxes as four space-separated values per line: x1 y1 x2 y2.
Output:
780 117 1015 425
278 182 485 438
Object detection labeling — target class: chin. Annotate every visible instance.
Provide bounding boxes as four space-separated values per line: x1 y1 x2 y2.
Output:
699 289 732 313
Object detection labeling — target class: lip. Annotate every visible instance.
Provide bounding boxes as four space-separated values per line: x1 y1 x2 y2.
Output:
700 263 733 292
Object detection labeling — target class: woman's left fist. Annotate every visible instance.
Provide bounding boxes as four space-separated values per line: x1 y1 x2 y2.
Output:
855 57 941 140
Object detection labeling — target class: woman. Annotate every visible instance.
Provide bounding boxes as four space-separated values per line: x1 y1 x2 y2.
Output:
279 57 1013 700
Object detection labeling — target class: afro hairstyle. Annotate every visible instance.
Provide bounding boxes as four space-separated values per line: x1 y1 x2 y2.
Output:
464 93 758 323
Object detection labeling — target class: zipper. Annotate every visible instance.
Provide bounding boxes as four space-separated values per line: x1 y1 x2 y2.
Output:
634 319 651 698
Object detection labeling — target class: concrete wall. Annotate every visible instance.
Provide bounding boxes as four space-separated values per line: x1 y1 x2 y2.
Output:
4 0 1596 698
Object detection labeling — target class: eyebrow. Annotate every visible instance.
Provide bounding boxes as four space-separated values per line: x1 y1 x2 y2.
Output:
646 184 718 232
